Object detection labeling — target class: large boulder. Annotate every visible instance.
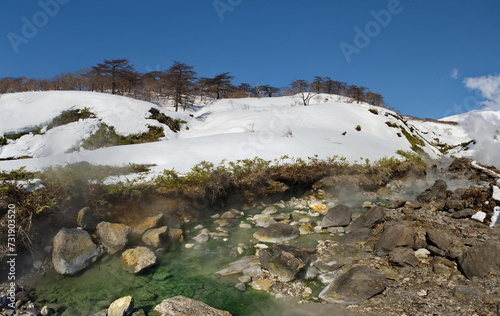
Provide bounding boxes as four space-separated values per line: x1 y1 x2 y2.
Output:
416 179 448 203
321 205 352 228
253 223 299 243
426 228 460 256
389 247 419 267
351 206 386 229
130 213 164 236
96 222 131 254
108 296 134 316
458 241 500 279
154 296 232 316
259 245 310 282
319 266 387 304
122 247 157 273
52 228 102 275
375 222 415 256
76 207 99 231
142 226 169 248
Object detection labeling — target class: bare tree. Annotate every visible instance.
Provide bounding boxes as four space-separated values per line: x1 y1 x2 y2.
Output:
86 59 138 95
290 79 316 106
198 72 234 100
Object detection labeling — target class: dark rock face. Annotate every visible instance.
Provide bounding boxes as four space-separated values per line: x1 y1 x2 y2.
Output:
319 266 387 304
416 179 448 203
375 222 415 256
76 207 99 231
389 247 419 267
259 245 311 282
458 241 500 279
426 228 459 256
351 206 386 230
321 205 352 228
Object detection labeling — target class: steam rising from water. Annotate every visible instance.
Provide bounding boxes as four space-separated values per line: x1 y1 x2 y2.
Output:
462 74 500 168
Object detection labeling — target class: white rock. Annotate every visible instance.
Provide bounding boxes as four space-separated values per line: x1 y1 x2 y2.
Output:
472 211 487 222
239 223 252 229
493 186 500 201
490 206 500 227
417 289 427 297
184 243 195 249
255 243 268 249
194 224 204 230
414 248 431 259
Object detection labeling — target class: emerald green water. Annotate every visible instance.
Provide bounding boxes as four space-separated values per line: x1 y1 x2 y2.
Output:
31 207 343 315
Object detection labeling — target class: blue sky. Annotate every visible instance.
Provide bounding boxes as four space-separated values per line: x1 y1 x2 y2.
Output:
1 0 499 119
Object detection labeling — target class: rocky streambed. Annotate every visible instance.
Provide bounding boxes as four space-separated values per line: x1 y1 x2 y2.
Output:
1 158 500 315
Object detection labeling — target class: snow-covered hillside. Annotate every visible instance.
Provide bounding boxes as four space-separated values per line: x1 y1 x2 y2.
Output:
0 91 456 173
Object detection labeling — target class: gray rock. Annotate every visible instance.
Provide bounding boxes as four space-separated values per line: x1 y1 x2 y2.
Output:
384 200 406 209
142 226 169 248
52 228 102 275
416 179 448 203
154 296 232 316
108 296 134 316
259 245 310 282
321 205 352 227
451 208 475 219
426 228 458 254
253 223 299 243
344 228 372 244
351 206 386 230
131 310 146 316
234 283 246 292
96 222 131 254
375 222 415 256
130 213 164 236
76 207 99 230
389 247 419 267
316 243 367 271
458 241 500 279
445 199 464 211
216 256 260 276
122 247 157 273
319 266 387 304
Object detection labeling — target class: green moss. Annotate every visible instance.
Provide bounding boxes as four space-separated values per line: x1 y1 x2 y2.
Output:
148 107 185 133
82 124 165 150
396 150 427 168
47 108 95 130
400 128 425 152
385 121 399 128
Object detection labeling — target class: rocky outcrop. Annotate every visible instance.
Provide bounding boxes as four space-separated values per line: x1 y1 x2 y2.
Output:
130 213 164 236
458 241 500 279
389 247 419 267
319 266 387 304
253 223 299 243
375 222 415 256
122 247 156 273
321 205 352 227
142 226 169 248
154 296 232 316
259 245 311 282
96 222 131 254
416 179 448 203
52 228 102 275
108 296 134 316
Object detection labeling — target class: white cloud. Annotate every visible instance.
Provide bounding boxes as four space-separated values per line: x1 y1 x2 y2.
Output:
450 68 459 80
464 74 500 109
462 74 500 168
